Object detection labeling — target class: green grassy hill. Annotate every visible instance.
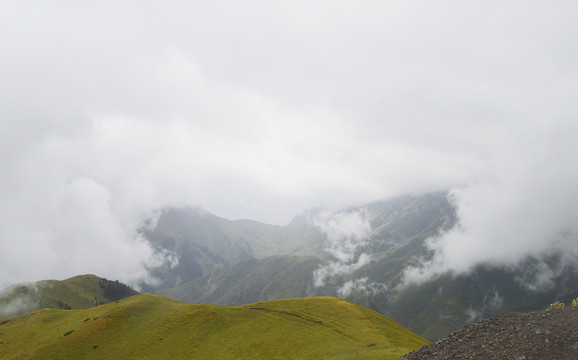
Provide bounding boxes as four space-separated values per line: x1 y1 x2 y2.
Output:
0 275 138 321
0 294 428 360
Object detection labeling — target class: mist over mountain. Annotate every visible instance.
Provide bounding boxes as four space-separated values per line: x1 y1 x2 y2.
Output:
2 1 578 352
1 191 576 342
3 1 578 297
0 275 138 322
138 192 578 340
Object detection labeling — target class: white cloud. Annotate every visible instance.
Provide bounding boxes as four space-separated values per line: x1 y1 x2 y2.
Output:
313 254 372 288
337 277 386 298
311 210 384 291
0 283 41 318
1 1 578 287
464 291 504 323
314 210 372 262
403 121 578 284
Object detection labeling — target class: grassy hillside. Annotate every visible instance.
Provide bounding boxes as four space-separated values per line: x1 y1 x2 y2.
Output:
0 294 428 360
0 275 138 321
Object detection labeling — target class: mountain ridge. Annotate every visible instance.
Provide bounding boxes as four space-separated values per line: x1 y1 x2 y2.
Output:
141 192 578 340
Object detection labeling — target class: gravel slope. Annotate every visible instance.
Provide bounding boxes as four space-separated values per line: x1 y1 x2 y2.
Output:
401 307 578 360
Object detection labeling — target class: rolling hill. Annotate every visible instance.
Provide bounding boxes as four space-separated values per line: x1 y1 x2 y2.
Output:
0 275 138 322
0 293 428 360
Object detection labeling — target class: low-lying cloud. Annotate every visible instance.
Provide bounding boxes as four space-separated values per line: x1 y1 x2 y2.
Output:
313 255 372 288
312 210 386 297
0 283 42 318
464 290 504 323
313 210 372 264
0 167 171 289
403 126 578 287
337 277 385 298
2 1 578 290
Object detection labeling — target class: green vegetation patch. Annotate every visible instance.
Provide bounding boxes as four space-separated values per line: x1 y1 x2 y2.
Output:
0 294 428 359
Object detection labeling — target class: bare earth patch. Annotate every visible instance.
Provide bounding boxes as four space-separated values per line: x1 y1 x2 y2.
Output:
401 307 578 360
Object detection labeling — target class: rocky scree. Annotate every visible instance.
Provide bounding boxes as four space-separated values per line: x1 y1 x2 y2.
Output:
401 307 578 360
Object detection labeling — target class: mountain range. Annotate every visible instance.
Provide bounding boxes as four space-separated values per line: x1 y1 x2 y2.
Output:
141 192 578 340
1 190 576 358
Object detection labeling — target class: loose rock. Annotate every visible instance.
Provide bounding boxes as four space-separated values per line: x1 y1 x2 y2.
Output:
401 307 578 360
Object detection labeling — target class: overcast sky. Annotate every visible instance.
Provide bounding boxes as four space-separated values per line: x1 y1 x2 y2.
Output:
1 1 578 288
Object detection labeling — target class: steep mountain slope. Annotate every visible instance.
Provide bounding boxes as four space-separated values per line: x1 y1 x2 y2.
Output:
143 192 578 341
140 207 323 291
385 265 578 340
159 255 321 305
0 294 429 360
309 193 456 293
0 275 138 322
146 193 454 295
303 194 578 340
159 193 454 297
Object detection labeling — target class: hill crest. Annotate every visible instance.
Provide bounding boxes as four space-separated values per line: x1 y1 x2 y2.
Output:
0 274 138 321
0 293 428 360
